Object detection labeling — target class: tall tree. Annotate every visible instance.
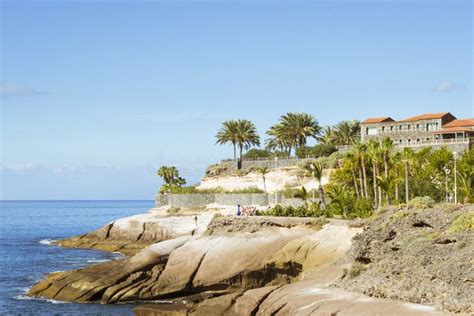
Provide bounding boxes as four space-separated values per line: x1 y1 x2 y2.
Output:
352 142 369 198
333 120 361 145
344 152 360 198
235 119 260 161
266 112 321 155
401 147 414 204
256 167 270 193
316 126 335 146
215 120 239 161
380 137 395 178
303 161 327 209
367 140 382 209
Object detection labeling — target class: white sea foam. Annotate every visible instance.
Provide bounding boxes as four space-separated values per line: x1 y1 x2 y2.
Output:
86 259 110 263
14 294 68 304
39 239 56 245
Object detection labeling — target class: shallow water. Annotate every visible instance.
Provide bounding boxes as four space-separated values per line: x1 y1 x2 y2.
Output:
0 200 154 315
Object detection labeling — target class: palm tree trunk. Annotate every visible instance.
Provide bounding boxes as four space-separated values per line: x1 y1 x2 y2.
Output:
319 185 327 209
405 162 409 204
239 144 243 162
361 155 369 198
395 164 399 202
358 164 364 198
376 164 382 209
350 162 360 198
372 162 378 209
233 143 237 162
263 176 267 193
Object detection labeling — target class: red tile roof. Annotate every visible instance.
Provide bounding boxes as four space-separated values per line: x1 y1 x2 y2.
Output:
361 117 394 124
443 118 474 128
398 112 453 122
432 127 473 134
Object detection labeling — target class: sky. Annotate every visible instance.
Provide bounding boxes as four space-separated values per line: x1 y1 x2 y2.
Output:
1 0 472 200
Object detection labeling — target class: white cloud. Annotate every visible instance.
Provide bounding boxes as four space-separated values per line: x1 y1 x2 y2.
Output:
433 80 465 93
0 83 46 98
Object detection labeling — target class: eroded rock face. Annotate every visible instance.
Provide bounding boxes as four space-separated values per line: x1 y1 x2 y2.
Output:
338 204 474 314
56 213 214 256
29 220 359 307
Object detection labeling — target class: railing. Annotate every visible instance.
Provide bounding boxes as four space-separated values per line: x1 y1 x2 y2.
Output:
221 155 319 163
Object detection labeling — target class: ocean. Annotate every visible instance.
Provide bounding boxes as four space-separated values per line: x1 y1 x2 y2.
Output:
0 200 155 315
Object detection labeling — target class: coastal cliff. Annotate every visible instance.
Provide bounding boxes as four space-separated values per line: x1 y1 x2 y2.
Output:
28 204 473 315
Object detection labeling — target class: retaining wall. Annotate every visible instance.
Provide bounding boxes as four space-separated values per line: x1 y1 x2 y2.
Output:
156 193 319 208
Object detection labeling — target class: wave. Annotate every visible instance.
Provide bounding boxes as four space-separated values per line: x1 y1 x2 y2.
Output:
39 239 57 245
15 294 68 304
86 259 111 263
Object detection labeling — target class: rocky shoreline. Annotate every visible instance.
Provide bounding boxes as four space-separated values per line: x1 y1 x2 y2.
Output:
29 205 473 315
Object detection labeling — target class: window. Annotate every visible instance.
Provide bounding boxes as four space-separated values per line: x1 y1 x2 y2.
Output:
408 139 411 144
367 127 377 135
417 138 420 143
426 138 430 141
390 126 394 131
426 123 429 131
399 139 403 144
416 124 419 130
366 127 369 135
382 126 385 132
407 124 411 130
399 125 402 130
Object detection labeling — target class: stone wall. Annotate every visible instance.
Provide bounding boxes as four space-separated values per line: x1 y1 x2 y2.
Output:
214 157 314 175
156 193 317 208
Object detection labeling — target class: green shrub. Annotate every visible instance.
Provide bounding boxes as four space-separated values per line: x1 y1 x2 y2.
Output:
347 198 374 219
243 149 272 159
448 211 474 233
163 186 264 194
256 203 330 218
408 196 435 209
343 262 367 279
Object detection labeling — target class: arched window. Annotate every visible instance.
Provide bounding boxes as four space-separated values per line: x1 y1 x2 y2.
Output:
382 126 385 132
426 123 429 131
407 124 411 130
416 124 419 130
390 126 394 131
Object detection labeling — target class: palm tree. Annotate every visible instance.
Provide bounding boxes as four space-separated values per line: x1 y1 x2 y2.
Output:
352 142 369 198
303 161 327 209
294 186 310 207
266 112 321 155
327 184 353 218
376 174 402 205
215 120 239 161
401 147 414 204
367 140 382 209
256 167 270 193
235 119 260 162
333 120 361 145
343 152 360 198
458 169 474 203
380 137 394 178
316 126 335 146
265 125 293 154
392 151 402 202
157 166 186 192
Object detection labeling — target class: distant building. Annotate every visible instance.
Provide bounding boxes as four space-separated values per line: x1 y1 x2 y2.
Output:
360 112 474 152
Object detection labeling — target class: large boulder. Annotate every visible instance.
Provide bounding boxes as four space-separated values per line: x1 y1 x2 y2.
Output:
56 213 214 255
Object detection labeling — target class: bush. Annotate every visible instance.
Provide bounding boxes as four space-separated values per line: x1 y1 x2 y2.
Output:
243 149 272 159
296 144 337 159
448 211 474 233
256 204 329 218
347 198 374 219
162 186 264 194
408 196 435 209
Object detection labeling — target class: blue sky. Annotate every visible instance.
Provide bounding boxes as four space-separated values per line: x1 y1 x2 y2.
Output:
1 0 472 200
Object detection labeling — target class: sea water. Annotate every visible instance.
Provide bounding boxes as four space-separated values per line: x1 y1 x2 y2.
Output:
0 200 154 315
